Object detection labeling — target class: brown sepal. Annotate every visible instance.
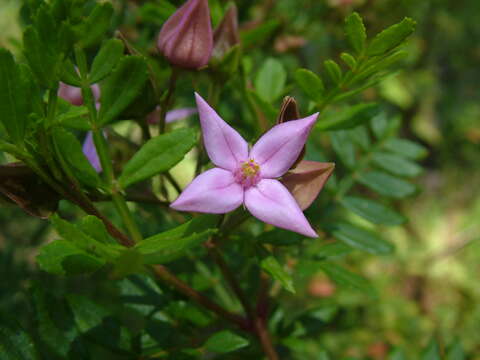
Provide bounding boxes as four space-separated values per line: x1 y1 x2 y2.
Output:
281 160 335 210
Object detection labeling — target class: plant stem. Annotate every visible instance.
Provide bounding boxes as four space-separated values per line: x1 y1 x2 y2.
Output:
111 191 143 243
74 45 143 243
164 171 182 194
158 68 179 134
205 238 254 319
152 265 248 329
254 317 279 360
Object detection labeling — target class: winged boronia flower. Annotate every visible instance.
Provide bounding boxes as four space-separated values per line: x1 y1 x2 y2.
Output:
170 93 320 237
157 0 213 69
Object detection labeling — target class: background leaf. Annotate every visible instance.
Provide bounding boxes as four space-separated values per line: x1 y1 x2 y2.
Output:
331 222 395 254
119 128 196 189
99 56 148 125
204 330 249 353
254 57 287 103
340 196 406 225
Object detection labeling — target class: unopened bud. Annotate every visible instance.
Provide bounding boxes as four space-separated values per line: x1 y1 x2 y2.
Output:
277 96 305 167
157 0 213 69
58 82 100 106
213 4 240 60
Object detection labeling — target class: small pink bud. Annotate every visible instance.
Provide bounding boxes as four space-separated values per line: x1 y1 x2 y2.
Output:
157 0 213 69
58 82 100 106
281 160 335 210
212 4 240 60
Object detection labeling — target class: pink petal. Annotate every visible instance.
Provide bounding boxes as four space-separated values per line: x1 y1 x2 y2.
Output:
244 179 318 237
249 113 318 178
170 167 244 213
82 132 102 173
147 106 198 124
195 93 248 171
166 107 197 123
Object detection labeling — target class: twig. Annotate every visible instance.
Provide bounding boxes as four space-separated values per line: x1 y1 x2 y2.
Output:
205 238 254 319
152 265 248 329
254 316 279 360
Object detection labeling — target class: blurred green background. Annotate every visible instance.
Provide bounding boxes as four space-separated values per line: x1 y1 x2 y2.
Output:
1 0 479 358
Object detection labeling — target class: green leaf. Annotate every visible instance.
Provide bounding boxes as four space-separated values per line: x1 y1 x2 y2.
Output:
316 242 353 259
240 19 280 47
0 49 30 145
60 59 81 86
32 286 78 357
254 57 287 103
135 215 218 264
89 39 125 84
318 262 376 296
78 3 114 47
330 130 356 168
318 351 331 360
340 52 357 69
447 340 465 360
389 348 407 360
358 171 416 198
99 56 148 125
111 249 144 278
367 18 416 56
23 26 57 88
248 89 278 121
204 330 249 353
52 127 101 188
78 215 117 245
318 103 379 131
258 247 295 293
295 68 325 102
323 60 342 84
383 138 428 159
345 12 366 54
51 214 120 260
372 151 423 177
422 339 441 360
66 294 111 333
348 125 370 150
119 128 196 188
330 222 395 255
37 240 105 275
257 228 304 246
340 196 406 225
55 98 89 130
0 315 39 360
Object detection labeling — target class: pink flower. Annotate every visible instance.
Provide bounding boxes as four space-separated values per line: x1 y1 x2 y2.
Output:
146 106 198 124
157 0 213 69
82 132 102 173
170 94 319 237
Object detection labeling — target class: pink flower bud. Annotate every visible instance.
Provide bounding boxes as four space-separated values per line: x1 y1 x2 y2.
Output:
58 82 100 106
157 0 213 69
213 4 240 60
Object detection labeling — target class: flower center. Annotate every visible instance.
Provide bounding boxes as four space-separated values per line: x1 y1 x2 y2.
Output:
233 159 261 188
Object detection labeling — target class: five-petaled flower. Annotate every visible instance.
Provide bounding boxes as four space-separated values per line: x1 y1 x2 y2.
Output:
170 93 319 238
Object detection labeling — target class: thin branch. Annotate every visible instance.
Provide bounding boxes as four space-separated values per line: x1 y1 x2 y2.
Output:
152 265 248 329
205 238 254 319
254 316 279 360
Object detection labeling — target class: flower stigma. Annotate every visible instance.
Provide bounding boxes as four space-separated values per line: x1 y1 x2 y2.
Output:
234 159 261 188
